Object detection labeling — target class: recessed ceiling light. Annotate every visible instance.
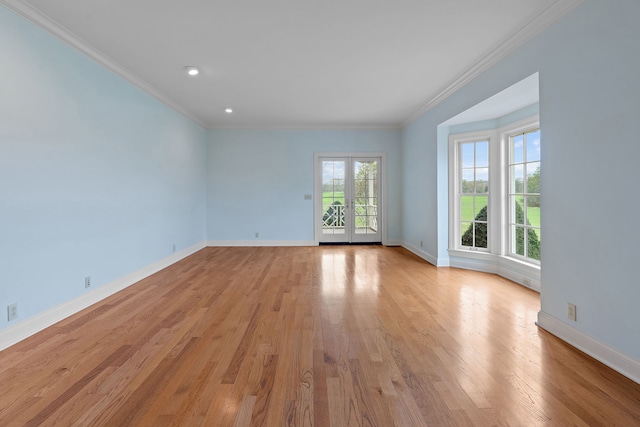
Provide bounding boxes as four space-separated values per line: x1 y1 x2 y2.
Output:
184 66 199 76
225 108 233 114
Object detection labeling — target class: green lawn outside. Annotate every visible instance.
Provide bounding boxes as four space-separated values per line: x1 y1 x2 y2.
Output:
324 193 541 235
322 191 345 206
460 195 540 228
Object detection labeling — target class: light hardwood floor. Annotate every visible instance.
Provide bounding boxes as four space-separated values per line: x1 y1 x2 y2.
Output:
1 246 639 426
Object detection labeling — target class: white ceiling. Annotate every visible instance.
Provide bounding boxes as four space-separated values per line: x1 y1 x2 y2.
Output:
2 0 579 129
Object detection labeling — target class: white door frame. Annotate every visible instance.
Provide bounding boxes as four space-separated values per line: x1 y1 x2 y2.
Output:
314 152 387 245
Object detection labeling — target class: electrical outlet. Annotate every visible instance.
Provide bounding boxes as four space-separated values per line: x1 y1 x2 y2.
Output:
255 232 259 238
567 303 577 321
420 240 423 248
85 276 91 289
7 303 18 321
172 244 176 252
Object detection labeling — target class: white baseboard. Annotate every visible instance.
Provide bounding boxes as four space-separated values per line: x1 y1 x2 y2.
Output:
207 240 316 247
401 242 445 266
448 250 540 292
449 253 498 273
209 239 403 247
384 239 403 247
497 261 540 292
0 241 206 352
537 311 640 384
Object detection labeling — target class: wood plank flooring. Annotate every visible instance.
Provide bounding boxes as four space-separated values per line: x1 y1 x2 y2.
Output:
1 246 639 426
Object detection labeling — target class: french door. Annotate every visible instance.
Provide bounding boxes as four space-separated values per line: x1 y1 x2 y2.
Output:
316 156 382 243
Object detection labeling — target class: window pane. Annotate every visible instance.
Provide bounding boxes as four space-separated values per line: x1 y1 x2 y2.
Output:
509 196 517 224
536 229 541 247
526 196 540 226
462 169 475 193
475 223 488 248
476 141 489 167
476 168 489 193
506 127 541 262
513 196 525 225
527 228 541 261
513 225 525 256
526 130 541 162
461 222 473 246
461 143 475 168
511 164 524 193
474 196 487 219
512 134 524 163
461 196 474 221
526 162 540 193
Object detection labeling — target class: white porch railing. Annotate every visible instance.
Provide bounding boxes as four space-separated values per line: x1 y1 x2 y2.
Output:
322 203 377 232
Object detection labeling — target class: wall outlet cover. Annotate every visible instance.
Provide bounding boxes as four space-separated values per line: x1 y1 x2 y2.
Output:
7 304 18 321
568 303 577 321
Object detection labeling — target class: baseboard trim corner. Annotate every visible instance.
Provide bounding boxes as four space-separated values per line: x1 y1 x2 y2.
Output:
401 242 442 266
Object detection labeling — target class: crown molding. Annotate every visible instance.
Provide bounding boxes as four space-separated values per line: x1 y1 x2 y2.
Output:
208 123 402 131
403 0 584 126
0 0 207 129
2 0 583 131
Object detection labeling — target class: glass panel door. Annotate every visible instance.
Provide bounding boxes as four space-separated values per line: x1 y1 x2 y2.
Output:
317 156 381 243
352 158 381 243
321 159 347 240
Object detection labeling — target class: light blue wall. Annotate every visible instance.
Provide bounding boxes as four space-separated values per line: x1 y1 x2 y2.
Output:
402 0 640 359
0 6 207 330
207 129 402 242
3 0 639 369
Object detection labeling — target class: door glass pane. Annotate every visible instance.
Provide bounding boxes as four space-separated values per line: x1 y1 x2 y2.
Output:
353 160 378 235
322 160 346 234
366 199 378 232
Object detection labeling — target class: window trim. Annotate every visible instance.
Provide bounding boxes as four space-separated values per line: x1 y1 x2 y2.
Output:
448 115 541 289
448 130 497 253
499 117 541 265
